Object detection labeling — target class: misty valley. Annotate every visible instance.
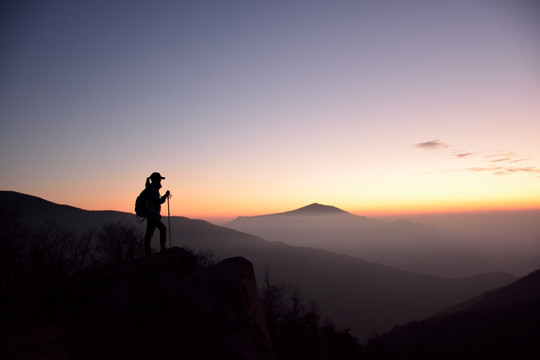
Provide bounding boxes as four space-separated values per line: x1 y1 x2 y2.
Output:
1 191 539 359
226 203 540 278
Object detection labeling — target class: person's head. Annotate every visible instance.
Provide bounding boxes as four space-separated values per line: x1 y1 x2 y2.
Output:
149 172 165 185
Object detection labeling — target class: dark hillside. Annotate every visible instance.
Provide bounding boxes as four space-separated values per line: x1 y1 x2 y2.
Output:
0 191 517 342
363 269 540 359
436 268 540 316
70 248 276 359
0 191 131 232
1 247 277 360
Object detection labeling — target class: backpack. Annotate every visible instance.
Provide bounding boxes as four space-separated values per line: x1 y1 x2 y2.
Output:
135 188 149 221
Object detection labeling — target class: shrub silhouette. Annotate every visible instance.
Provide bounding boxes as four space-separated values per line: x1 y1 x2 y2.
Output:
0 210 144 327
95 221 143 264
182 246 220 269
0 207 30 324
259 270 361 359
0 209 82 324
1 206 361 359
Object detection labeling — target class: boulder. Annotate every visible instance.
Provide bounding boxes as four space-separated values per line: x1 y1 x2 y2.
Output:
70 247 276 359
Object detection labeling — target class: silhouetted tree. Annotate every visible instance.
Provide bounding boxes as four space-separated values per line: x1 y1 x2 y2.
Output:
182 246 220 269
259 270 361 359
0 217 143 328
0 208 27 288
0 212 88 325
260 269 289 337
0 207 29 325
28 222 76 276
24 222 83 321
289 285 303 323
69 228 97 272
95 222 143 264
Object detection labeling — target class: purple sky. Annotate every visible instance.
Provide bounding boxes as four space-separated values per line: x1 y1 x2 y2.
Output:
1 0 539 220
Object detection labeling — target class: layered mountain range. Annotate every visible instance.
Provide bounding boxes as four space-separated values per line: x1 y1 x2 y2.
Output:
227 203 540 278
1 191 534 342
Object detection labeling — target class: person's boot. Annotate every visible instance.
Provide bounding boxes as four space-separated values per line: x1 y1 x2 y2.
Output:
160 235 166 254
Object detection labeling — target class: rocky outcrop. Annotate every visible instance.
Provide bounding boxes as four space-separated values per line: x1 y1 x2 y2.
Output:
70 247 276 359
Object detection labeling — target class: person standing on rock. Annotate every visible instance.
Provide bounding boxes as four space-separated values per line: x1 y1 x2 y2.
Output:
144 172 170 256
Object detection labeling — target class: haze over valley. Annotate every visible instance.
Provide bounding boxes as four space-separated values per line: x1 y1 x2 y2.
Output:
3 191 538 343
227 203 540 278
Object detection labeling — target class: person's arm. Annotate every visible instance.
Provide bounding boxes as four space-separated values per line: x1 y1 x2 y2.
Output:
159 190 170 204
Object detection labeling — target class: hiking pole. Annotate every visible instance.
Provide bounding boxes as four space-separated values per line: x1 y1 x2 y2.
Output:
167 193 172 248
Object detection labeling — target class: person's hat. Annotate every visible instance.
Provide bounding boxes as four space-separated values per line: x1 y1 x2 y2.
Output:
150 172 165 180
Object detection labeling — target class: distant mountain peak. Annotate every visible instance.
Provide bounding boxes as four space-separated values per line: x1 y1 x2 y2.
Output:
286 203 350 215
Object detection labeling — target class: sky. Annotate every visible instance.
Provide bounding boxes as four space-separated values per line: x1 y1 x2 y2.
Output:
1 0 539 222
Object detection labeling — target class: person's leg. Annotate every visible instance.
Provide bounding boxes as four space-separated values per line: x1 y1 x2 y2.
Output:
144 217 156 256
155 219 167 253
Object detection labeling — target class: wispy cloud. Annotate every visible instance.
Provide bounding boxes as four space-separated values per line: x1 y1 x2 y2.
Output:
465 166 540 176
414 140 539 177
489 158 528 164
505 167 540 174
467 167 503 172
485 152 516 159
414 139 448 151
486 152 529 164
454 152 475 158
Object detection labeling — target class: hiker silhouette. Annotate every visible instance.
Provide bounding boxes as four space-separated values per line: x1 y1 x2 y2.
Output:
144 172 171 256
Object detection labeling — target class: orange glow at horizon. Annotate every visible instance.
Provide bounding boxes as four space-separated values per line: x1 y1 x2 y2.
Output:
80 189 540 222
2 1 539 228
18 162 540 224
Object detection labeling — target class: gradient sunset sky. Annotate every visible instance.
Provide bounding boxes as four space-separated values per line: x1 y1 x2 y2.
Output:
1 0 539 222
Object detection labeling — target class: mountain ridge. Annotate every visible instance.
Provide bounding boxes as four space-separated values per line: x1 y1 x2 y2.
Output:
232 202 358 221
277 202 351 215
0 190 519 341
225 202 534 278
363 268 540 359
436 268 540 317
